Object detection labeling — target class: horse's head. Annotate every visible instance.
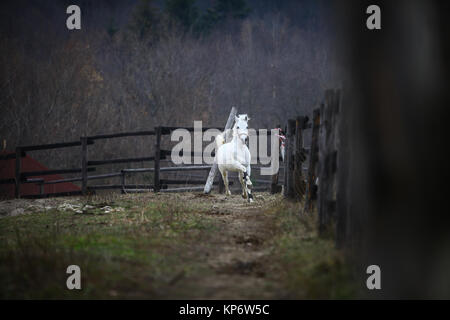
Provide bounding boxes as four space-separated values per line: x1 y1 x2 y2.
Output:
236 114 250 122
234 114 249 143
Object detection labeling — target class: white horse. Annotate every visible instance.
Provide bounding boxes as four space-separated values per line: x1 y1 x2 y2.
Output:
216 114 253 202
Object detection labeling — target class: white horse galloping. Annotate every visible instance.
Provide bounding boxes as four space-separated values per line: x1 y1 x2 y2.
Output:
216 114 253 202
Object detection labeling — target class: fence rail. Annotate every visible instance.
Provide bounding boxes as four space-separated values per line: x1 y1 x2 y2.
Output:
87 156 157 166
85 130 155 140
20 140 94 152
21 167 95 178
0 150 26 160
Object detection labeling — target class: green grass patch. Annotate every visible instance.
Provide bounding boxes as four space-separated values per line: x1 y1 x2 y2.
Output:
0 195 215 299
266 200 358 299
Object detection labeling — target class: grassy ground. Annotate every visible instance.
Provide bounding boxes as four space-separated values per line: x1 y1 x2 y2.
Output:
0 192 358 299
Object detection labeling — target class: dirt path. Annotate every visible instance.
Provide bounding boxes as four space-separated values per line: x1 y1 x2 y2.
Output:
163 193 285 299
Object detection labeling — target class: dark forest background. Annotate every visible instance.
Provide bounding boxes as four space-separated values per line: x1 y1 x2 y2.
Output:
0 0 340 170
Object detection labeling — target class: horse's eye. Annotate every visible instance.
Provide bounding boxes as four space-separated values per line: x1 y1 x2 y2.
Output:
236 126 240 129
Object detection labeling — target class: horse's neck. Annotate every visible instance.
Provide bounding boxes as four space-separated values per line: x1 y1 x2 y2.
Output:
232 134 245 148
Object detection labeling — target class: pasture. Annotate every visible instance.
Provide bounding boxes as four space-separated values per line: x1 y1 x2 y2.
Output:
0 192 356 299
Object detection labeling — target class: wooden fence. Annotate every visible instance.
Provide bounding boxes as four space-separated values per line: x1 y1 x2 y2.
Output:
283 89 346 246
2 121 285 199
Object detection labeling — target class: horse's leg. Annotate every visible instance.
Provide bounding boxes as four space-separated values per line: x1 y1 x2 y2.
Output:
244 164 253 203
246 164 252 186
234 163 251 201
239 171 248 199
221 170 231 196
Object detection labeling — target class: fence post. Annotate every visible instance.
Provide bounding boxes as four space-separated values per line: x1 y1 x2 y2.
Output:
204 107 237 194
154 126 162 192
283 125 288 195
318 97 330 233
294 116 308 200
332 90 347 247
318 90 339 234
39 182 44 196
121 170 126 194
15 147 21 198
284 119 296 199
304 108 320 213
271 170 280 194
81 137 88 195
272 124 283 194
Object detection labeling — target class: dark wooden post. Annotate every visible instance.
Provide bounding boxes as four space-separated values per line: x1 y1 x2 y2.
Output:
318 90 339 234
121 171 126 194
304 108 320 213
294 117 301 187
318 96 330 233
271 125 281 194
331 90 347 247
283 126 288 195
154 126 162 192
284 119 296 199
293 116 308 200
81 137 88 195
271 171 279 194
282 124 288 195
15 147 21 198
330 91 340 229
